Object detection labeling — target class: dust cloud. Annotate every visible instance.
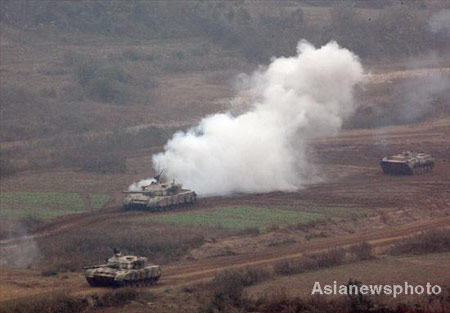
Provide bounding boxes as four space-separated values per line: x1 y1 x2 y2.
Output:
152 41 364 196
1 223 40 268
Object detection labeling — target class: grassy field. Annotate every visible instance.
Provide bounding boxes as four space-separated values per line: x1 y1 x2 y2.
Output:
0 191 110 219
145 206 322 231
88 193 111 210
1 192 84 210
285 204 373 218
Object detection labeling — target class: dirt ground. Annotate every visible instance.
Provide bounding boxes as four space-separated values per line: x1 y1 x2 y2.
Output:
1 114 449 303
0 64 449 309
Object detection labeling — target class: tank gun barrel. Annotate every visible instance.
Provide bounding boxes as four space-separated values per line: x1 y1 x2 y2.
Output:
153 169 165 184
83 264 107 269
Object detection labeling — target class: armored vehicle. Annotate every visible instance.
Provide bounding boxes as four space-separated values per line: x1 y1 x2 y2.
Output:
380 151 434 175
122 170 196 211
84 250 161 287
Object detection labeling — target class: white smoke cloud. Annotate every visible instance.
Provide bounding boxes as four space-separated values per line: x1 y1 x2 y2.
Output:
428 9 450 34
152 41 364 196
128 178 155 191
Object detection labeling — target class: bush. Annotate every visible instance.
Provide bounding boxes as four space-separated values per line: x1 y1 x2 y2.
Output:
350 242 373 261
75 60 100 87
122 49 144 61
0 289 138 313
390 229 450 255
75 60 131 105
37 220 206 272
311 248 346 268
274 248 346 276
273 258 316 276
0 158 17 177
211 270 245 305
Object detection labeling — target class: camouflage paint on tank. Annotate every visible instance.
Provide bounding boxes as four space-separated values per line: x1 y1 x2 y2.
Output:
122 171 196 211
84 251 161 287
380 151 434 175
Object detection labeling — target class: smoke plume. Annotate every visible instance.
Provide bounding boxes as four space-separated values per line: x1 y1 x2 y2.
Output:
128 178 156 191
152 41 364 196
394 72 449 123
428 9 450 34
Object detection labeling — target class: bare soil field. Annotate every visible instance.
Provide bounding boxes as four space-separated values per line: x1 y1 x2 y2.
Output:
1 110 449 304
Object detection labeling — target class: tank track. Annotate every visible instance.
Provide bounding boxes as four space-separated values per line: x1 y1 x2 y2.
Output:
119 276 160 287
411 163 433 174
86 276 160 287
123 198 196 212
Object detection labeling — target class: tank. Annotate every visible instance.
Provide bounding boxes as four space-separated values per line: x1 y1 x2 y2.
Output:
84 250 161 287
380 151 434 175
122 170 196 211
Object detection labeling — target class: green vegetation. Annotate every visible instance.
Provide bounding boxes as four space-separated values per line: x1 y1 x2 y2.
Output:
89 193 110 210
0 192 85 219
1 1 448 175
288 205 371 218
37 220 208 271
0 192 113 218
76 61 132 105
146 206 322 231
0 208 81 220
0 192 84 211
0 289 138 313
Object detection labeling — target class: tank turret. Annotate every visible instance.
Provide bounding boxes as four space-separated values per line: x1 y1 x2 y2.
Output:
84 250 161 287
380 151 434 175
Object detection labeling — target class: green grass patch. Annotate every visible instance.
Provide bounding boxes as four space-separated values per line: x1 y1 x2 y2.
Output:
289 205 371 218
89 193 111 210
0 208 83 219
0 192 84 211
145 206 322 231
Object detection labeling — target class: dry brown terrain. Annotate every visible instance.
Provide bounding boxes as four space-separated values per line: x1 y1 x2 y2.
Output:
1 112 449 304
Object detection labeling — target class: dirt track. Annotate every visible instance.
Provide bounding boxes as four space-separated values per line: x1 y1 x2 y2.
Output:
1 116 449 303
161 216 450 285
1 118 448 249
1 216 448 303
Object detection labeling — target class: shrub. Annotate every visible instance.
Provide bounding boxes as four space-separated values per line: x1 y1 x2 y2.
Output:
0 289 138 313
274 248 346 276
122 49 142 61
311 248 346 267
75 60 100 87
350 242 373 261
0 158 17 177
390 229 450 255
273 257 316 276
75 60 131 105
87 77 127 104
37 221 206 272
